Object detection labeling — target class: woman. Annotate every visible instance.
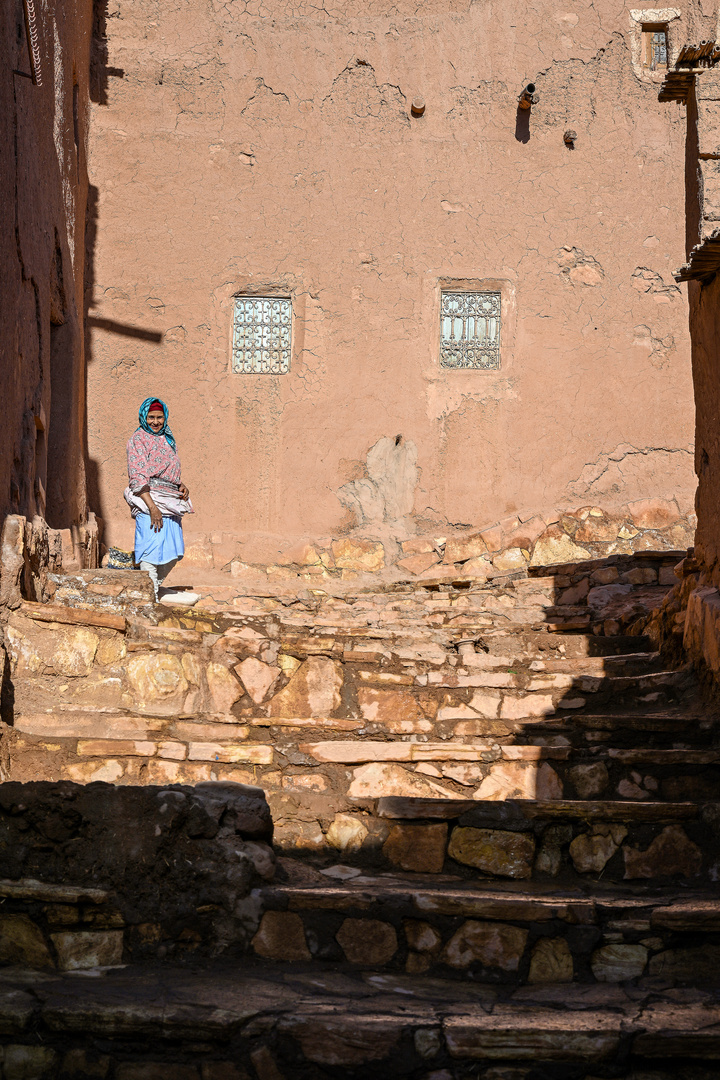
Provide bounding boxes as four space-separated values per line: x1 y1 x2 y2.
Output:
124 397 193 600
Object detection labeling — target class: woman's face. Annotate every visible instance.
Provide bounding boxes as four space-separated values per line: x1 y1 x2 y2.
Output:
147 409 164 432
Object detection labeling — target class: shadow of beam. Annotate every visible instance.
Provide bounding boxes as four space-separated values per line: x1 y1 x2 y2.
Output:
87 317 163 343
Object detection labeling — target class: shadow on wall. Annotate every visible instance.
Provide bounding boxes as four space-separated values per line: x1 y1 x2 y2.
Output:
515 106 530 143
83 3 160 540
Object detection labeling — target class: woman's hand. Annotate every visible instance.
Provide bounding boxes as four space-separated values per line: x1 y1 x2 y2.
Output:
149 503 164 532
178 483 190 501
138 489 164 532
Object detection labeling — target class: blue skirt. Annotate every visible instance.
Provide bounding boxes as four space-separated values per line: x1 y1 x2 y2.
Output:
134 514 185 565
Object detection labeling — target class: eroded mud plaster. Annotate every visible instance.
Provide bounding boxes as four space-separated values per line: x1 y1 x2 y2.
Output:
0 0 92 531
84 0 709 554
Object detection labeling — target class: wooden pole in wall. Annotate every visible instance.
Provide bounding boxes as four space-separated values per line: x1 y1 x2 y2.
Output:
22 0 42 87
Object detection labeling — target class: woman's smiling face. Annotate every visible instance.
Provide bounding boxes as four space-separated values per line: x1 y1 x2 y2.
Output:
147 409 164 432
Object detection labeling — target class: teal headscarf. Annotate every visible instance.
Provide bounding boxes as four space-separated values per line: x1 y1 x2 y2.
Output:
137 397 177 451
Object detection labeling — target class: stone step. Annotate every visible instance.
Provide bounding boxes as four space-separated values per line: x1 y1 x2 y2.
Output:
254 868 717 984
270 623 653 654
9 712 720 804
525 710 718 746
0 961 718 1073
265 791 717 884
377 795 705 821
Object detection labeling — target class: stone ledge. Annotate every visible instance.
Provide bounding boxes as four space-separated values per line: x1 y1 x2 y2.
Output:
0 964 716 1070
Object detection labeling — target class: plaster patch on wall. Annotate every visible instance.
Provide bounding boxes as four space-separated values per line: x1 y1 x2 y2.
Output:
633 324 676 369
532 35 629 129
425 379 518 425
241 79 291 122
337 436 418 528
567 444 694 506
555 247 605 287
321 60 408 127
631 267 681 302
447 81 510 121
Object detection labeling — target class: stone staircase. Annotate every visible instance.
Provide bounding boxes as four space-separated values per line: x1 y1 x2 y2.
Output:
2 549 720 1075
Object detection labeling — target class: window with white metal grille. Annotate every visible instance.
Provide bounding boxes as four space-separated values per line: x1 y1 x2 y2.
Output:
642 24 668 70
440 290 501 369
232 296 292 374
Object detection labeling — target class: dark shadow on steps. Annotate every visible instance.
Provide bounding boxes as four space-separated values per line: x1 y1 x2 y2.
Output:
267 549 719 894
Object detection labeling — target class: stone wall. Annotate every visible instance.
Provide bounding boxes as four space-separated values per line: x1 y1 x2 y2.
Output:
85 0 703 558
0 781 272 968
224 496 694 587
0 0 92 531
0 550 681 845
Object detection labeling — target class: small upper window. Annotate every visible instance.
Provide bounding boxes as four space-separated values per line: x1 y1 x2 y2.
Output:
642 24 668 70
440 290 501 369
232 296 291 374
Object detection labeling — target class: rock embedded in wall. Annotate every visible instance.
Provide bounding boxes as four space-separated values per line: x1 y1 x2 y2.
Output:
336 918 398 965
527 937 574 983
126 653 189 713
569 825 627 874
382 822 448 873
235 656 280 703
474 761 562 801
326 813 368 852
530 530 592 567
443 920 528 971
0 915 54 969
623 825 702 879
252 911 310 961
448 827 535 879
347 762 456 799
331 539 385 572
267 656 343 718
443 533 488 564
591 944 647 982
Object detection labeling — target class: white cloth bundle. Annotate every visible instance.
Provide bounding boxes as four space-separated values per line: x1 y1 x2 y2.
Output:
124 484 194 519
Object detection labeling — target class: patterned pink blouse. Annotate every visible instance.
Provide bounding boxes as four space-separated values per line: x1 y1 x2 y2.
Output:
127 429 182 494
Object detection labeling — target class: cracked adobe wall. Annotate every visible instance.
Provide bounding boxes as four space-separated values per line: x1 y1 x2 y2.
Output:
686 68 720 581
85 0 707 554
0 0 93 530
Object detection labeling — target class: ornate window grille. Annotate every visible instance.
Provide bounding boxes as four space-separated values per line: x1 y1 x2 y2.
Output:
232 296 292 374
440 291 501 369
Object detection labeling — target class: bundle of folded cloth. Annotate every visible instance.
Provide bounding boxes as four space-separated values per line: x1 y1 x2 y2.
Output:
123 479 194 519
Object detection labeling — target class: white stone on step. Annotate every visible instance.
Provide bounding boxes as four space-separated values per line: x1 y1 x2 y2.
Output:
500 695 554 720
300 741 496 763
320 865 363 880
347 763 457 799
473 761 563 801
188 743 272 764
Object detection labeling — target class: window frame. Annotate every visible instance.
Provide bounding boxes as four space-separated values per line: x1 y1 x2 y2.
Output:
434 277 515 375
439 288 502 371
642 23 669 71
231 293 293 375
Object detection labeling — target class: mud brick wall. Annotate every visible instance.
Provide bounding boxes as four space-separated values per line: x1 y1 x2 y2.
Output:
0 4 93 529
86 0 706 559
0 781 273 968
